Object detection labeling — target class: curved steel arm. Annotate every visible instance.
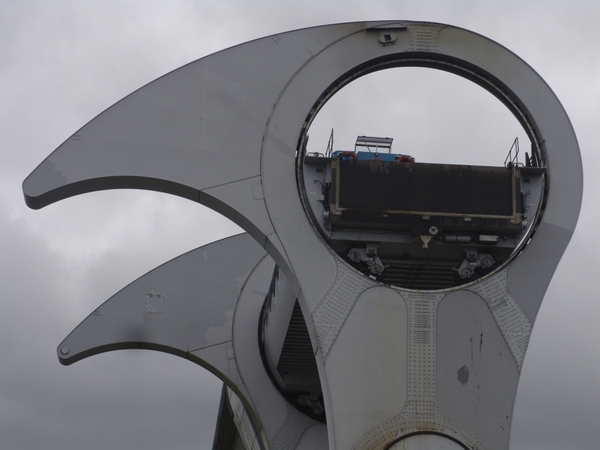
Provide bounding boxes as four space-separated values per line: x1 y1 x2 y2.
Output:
57 232 326 449
21 24 373 267
57 233 264 372
22 21 583 306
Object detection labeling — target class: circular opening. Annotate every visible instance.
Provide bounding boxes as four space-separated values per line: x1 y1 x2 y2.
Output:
299 66 545 291
307 68 529 167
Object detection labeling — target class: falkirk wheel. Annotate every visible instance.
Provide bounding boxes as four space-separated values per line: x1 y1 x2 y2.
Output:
24 21 582 450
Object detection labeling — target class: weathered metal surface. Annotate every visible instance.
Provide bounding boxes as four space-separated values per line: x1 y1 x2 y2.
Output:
24 21 582 450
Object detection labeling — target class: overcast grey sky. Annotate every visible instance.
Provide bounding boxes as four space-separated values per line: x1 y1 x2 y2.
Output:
1 1 599 449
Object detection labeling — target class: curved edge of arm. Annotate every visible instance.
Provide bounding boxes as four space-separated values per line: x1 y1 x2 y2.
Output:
23 175 200 210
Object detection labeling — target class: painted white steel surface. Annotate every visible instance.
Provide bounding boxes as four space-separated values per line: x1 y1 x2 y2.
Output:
57 233 325 449
25 21 582 449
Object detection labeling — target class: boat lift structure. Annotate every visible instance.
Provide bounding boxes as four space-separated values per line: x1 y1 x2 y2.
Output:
23 21 582 450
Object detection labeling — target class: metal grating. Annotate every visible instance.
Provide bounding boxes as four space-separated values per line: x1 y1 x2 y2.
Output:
382 260 457 290
277 301 317 370
275 300 325 422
